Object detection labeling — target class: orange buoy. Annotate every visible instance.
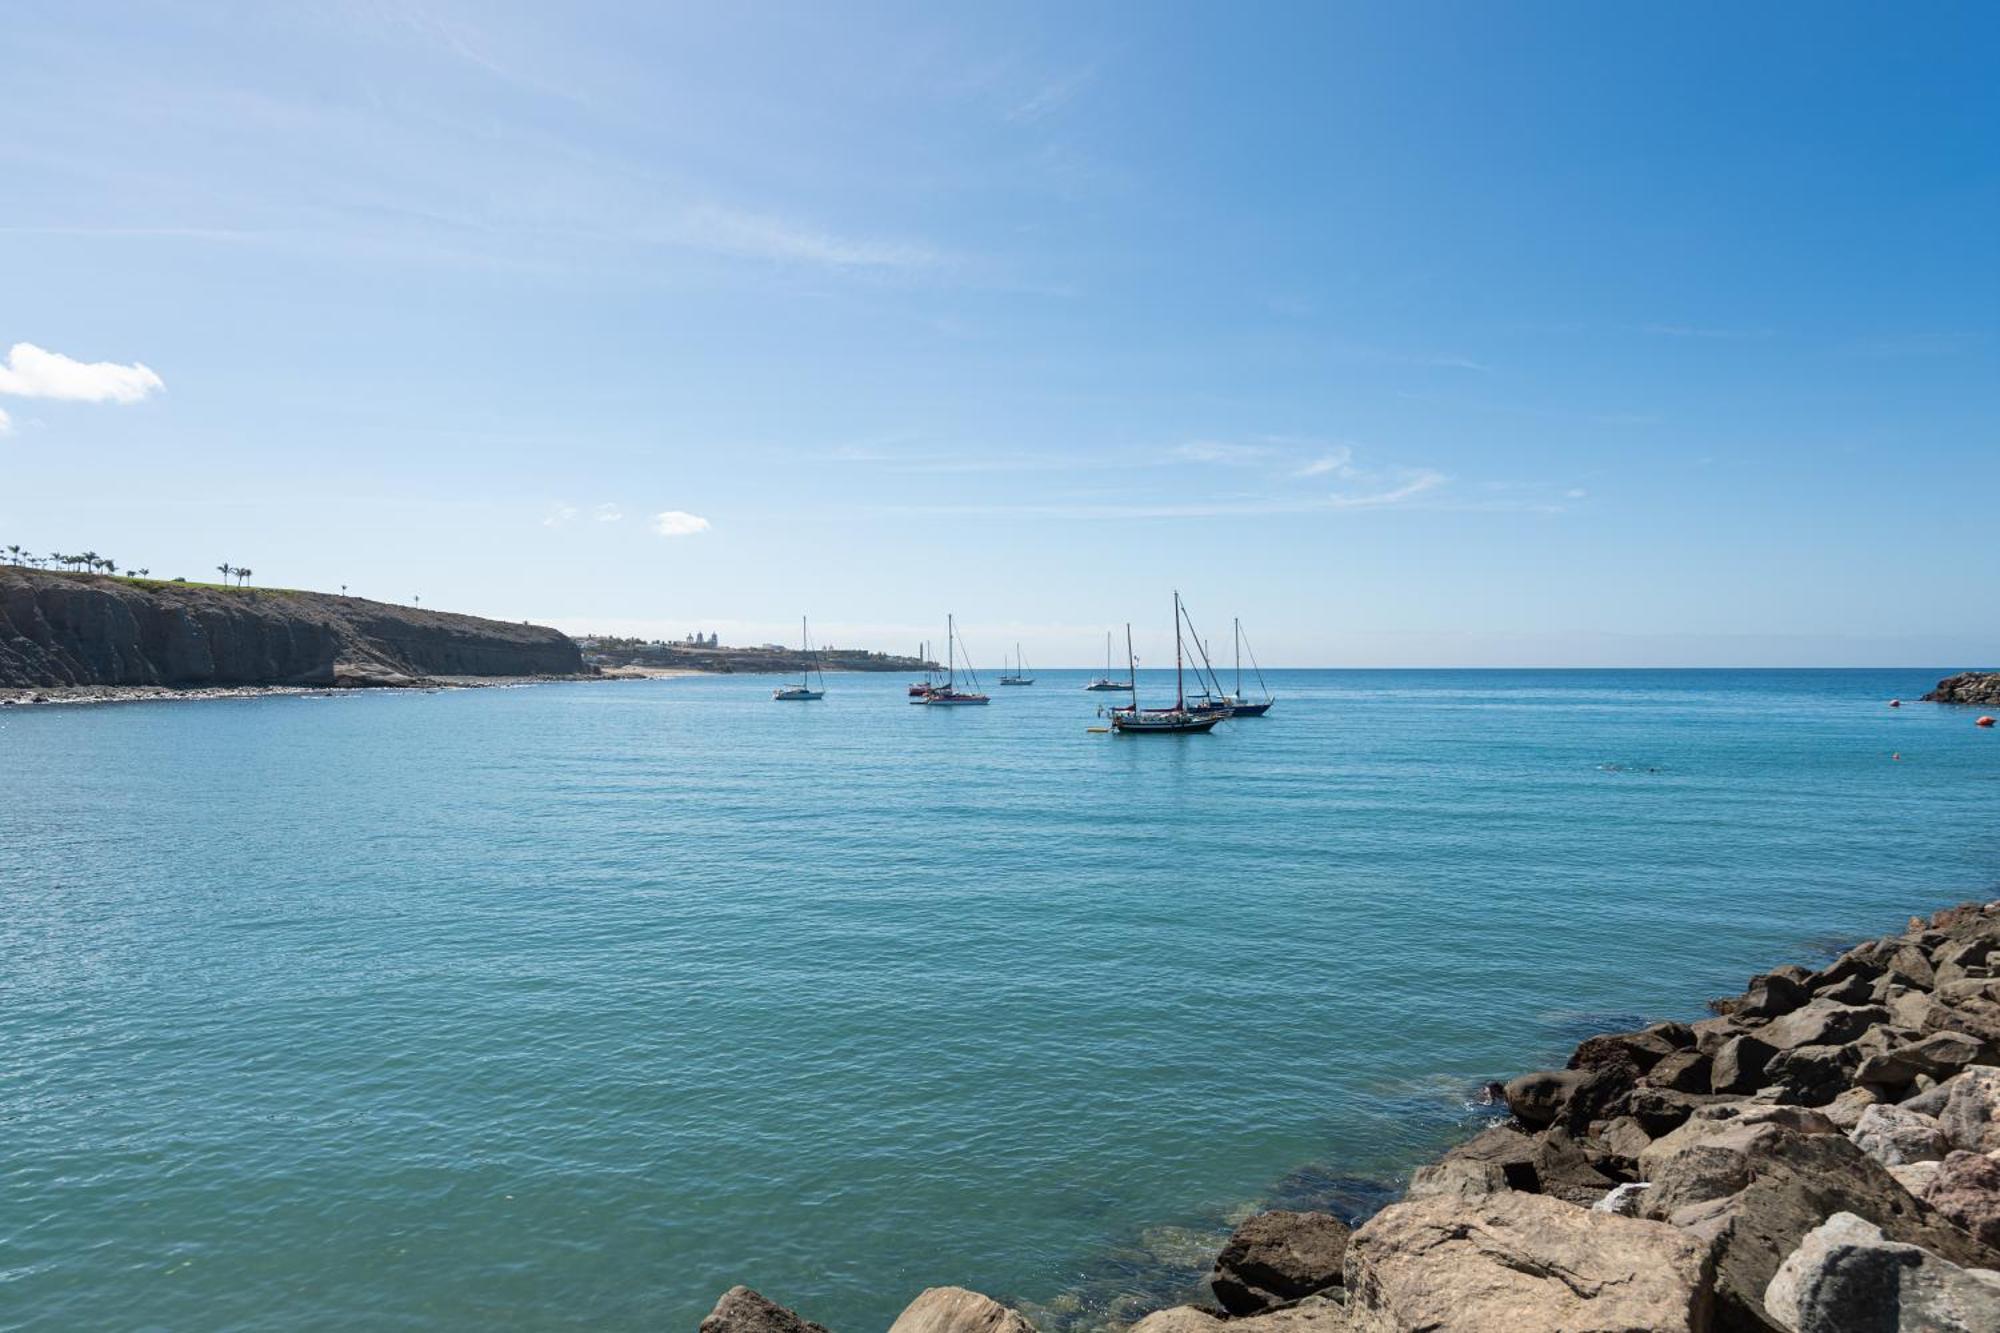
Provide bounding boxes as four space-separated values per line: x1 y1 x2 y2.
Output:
1979 716 1996 728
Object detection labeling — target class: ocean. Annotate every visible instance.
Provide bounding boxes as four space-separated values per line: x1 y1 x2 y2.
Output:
3 669 1995 1329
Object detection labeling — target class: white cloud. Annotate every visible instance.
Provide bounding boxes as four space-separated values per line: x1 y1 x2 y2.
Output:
1295 448 1356 478
1566 487 1589 500
1175 440 1271 464
593 503 623 523
0 342 164 403
0 406 11 434
542 502 578 527
1329 469 1448 508
652 510 711 537
669 204 940 269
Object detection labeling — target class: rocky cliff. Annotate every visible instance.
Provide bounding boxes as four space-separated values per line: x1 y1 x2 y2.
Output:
1925 672 2000 706
0 568 584 689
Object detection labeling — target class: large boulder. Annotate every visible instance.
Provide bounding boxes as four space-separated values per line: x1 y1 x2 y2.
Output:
1923 1151 2000 1249
1856 1031 1984 1089
1209 1211 1352 1315
1849 1103 1948 1167
1710 1035 1778 1094
1643 1125 1999 1330
888 1287 1036 1333
1530 1128 1619 1206
1763 1211 2000 1333
1762 1001 1889 1051
1739 972 1810 1020
1940 1067 2000 1152
699 1287 830 1333
1635 1105 1837 1185
1648 1048 1716 1093
1130 1303 1352 1332
1341 1191 1714 1332
1405 1157 1509 1203
1503 1069 1584 1130
1763 1044 1859 1106
1439 1124 1541 1191
1569 1027 1682 1076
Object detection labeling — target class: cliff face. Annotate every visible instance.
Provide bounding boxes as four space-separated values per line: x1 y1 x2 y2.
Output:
1923 671 2000 706
0 569 583 688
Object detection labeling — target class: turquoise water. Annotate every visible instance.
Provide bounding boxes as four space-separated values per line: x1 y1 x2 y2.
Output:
3 669 1997 1330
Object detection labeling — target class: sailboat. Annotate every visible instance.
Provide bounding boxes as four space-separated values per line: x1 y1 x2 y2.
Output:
998 643 1034 686
913 615 990 705
1219 618 1275 717
1173 601 1274 718
908 641 939 697
772 616 826 700
1107 596 1226 734
1084 630 1133 691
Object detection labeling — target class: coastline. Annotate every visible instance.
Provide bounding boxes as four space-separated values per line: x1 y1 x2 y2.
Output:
711 897 2000 1332
0 670 699 708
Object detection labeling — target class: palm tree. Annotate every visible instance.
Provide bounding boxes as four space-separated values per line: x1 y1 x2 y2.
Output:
217 562 233 586
4 544 19 565
236 567 252 587
80 550 99 574
134 567 150 577
103 559 118 575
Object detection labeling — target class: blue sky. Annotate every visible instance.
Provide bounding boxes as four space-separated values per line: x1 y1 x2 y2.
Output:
3 2 1995 665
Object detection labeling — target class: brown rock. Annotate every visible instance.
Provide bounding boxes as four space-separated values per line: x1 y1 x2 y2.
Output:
1645 1048 1713 1093
1643 1125 1999 1330
1440 1124 1541 1191
1709 1034 1777 1093
1405 1157 1509 1203
888 1287 1036 1333
1922 1150 2000 1249
1342 1192 1714 1333
1209 1211 1352 1316
1761 1000 1889 1051
700 1287 830 1333
1737 971 1808 1020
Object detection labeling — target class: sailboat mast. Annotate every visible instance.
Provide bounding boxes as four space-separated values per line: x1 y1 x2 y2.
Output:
1235 617 1242 696
1174 591 1185 710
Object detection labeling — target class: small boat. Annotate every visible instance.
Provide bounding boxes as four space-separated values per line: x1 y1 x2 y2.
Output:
998 643 1034 686
915 614 989 705
1217 617 1275 717
1084 629 1134 691
1177 605 1275 718
773 616 826 700
908 640 940 696
1106 601 1226 734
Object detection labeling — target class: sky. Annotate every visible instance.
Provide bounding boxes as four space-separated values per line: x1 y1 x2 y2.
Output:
2 1 1995 667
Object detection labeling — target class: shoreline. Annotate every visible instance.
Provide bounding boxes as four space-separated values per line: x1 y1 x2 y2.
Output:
711 897 2000 1332
0 670 703 708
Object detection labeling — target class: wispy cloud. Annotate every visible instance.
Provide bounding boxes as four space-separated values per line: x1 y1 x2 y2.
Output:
1329 468 1448 508
1642 324 1774 340
1174 440 1273 465
0 342 164 403
663 203 942 269
0 406 11 435
593 503 622 523
1005 68 1093 124
652 510 711 537
1294 447 1357 478
542 502 578 527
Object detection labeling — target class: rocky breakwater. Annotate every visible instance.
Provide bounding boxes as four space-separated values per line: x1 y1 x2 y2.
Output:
0 568 583 691
1925 673 2000 708
702 901 2000 1332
